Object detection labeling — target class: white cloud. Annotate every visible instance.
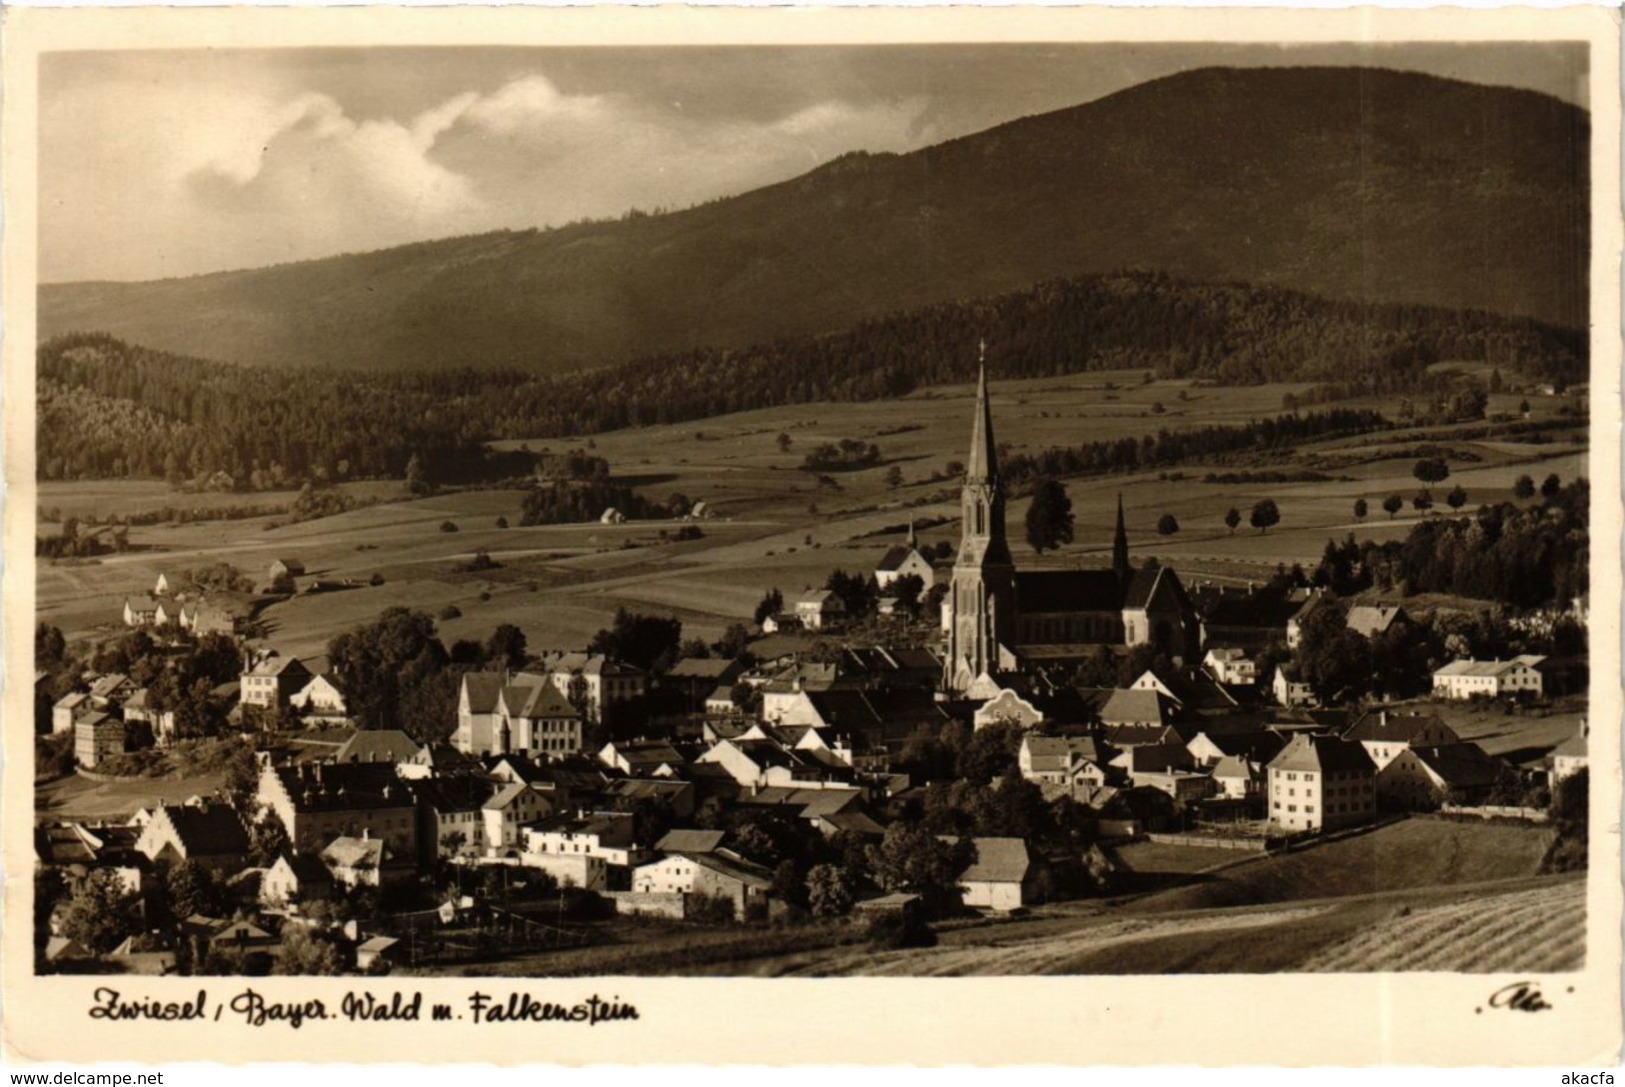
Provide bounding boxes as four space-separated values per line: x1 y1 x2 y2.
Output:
41 65 930 282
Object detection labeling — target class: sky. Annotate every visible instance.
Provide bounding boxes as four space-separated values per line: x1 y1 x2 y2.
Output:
39 42 1589 284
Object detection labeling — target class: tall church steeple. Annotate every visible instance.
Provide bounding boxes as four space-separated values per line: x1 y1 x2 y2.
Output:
944 341 1015 694
1112 493 1131 578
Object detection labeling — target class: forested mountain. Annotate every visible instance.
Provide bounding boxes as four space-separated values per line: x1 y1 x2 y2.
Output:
38 271 1581 484
40 66 1588 374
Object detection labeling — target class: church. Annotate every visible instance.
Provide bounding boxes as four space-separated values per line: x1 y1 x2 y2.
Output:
942 361 1199 695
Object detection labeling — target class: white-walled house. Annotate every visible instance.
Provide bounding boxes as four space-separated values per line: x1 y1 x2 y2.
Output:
1432 656 1546 700
1203 647 1256 686
1266 734 1376 832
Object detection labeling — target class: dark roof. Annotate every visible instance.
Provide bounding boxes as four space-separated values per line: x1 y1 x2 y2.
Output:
1193 729 1286 764
1123 564 1191 612
156 803 251 858
655 829 726 853
334 730 422 764
1412 744 1504 789
273 853 334 885
1343 711 1457 745
665 657 742 681
408 776 497 813
1014 570 1126 613
1200 585 1312 629
1268 734 1376 775
273 763 412 812
461 672 507 715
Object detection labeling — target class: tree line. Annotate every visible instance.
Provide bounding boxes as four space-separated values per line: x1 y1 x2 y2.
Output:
40 269 1582 483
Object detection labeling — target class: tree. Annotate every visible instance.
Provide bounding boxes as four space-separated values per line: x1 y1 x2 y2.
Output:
884 465 905 490
484 624 528 672
1353 498 1368 521
495 515 509 529
714 623 752 660
247 809 291 868
1541 473 1562 498
753 588 783 626
1513 475 1536 500
1383 494 1404 519
1412 490 1433 512
404 452 427 495
1519 398 1532 417
1249 498 1280 534
1446 485 1468 510
1413 457 1450 485
274 925 344 975
588 608 683 672
1024 477 1074 554
806 864 856 919
59 870 141 954
866 822 974 918
1156 513 1179 537
890 573 925 615
1295 603 1372 705
1224 507 1241 535
165 858 231 920
327 607 449 735
775 433 792 453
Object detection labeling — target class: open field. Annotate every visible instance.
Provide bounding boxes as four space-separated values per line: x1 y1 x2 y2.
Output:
38 371 1588 670
36 768 232 822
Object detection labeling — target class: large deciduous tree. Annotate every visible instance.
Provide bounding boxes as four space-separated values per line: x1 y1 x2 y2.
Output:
1024 478 1074 554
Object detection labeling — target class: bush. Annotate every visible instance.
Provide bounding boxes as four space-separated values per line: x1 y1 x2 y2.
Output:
440 521 458 533
866 911 936 950
438 605 462 621
688 893 737 924
369 573 385 586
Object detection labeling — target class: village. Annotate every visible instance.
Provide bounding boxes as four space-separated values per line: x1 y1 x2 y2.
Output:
34 371 1590 976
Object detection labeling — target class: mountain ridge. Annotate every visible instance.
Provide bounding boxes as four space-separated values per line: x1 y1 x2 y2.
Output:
39 65 1589 373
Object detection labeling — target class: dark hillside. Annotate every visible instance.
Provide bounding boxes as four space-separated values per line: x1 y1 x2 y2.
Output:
40 66 1588 374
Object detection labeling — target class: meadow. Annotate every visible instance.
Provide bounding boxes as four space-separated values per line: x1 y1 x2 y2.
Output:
36 370 1587 664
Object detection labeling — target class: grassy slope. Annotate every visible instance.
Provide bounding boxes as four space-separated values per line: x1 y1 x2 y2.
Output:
39 67 1588 373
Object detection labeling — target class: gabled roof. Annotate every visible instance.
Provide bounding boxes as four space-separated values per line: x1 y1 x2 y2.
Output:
321 836 390 869
124 595 160 613
274 763 412 812
533 811 636 848
408 775 497 813
1551 728 1588 759
271 852 334 884
1411 744 1504 789
1268 733 1376 775
501 681 578 720
1098 689 1174 727
245 654 311 678
1123 563 1191 612
655 829 726 854
1346 605 1407 638
957 837 1031 884
483 781 539 811
665 657 742 681
1210 754 1255 780
687 848 774 890
334 730 421 765
796 589 840 607
154 803 251 858
88 673 132 699
461 672 508 714
876 545 926 573
1101 720 1179 747
1435 656 1547 678
54 691 88 710
1343 711 1457 745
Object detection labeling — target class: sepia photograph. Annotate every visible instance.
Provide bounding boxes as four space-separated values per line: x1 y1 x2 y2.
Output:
3 4 1620 1067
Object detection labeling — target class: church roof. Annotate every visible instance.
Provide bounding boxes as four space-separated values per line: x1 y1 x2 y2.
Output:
1014 570 1126 613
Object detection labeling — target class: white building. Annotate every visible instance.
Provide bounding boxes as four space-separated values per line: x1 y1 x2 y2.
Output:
1432 655 1545 700
1202 647 1256 686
